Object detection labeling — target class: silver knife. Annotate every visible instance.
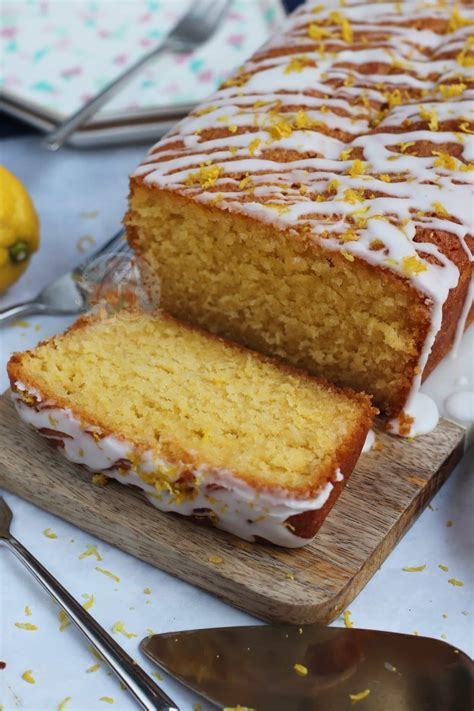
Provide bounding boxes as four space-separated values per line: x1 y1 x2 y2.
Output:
141 624 473 710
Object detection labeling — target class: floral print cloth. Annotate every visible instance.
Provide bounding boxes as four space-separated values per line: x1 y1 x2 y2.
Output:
1 0 284 120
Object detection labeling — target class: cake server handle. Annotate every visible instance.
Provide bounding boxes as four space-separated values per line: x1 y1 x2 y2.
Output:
3 533 179 710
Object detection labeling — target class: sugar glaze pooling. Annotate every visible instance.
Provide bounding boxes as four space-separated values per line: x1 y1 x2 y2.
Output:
133 0 474 437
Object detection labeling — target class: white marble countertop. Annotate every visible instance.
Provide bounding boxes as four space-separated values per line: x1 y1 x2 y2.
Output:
0 136 473 711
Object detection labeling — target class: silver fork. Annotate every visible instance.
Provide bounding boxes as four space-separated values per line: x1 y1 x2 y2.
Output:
0 496 178 710
42 0 230 151
0 229 132 325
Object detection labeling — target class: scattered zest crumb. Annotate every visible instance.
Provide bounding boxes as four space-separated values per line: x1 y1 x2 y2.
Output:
293 663 308 677
43 527 58 539
285 571 295 580
79 544 103 561
413 630 420 636
402 565 426 572
146 628 155 638
446 520 453 528
86 663 100 673
152 671 162 681
462 611 469 616
442 613 448 619
208 555 224 565
350 689 370 703
438 564 449 572
15 622 38 631
448 578 464 587
92 473 109 487
95 566 120 583
112 621 137 638
343 610 353 628
82 594 95 610
58 610 70 632
21 669 36 684
24 605 32 617
441 633 447 640
99 697 114 704
58 697 72 711
89 645 103 662
144 587 151 594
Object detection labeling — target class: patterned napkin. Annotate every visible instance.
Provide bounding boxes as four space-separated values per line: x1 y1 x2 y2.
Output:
1 0 285 120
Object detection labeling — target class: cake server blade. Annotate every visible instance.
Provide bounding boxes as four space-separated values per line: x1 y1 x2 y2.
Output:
141 624 473 710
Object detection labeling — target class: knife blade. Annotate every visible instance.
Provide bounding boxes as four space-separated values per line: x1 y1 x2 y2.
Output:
140 624 473 710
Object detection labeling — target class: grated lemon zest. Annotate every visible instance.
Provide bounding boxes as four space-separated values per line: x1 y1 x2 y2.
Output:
349 160 366 177
112 621 138 638
15 622 38 631
43 527 58 539
349 689 371 703
83 594 95 611
58 610 71 632
343 610 353 628
78 544 103 561
401 256 428 276
86 663 101 673
22 670 36 684
293 663 308 676
208 554 224 565
95 566 120 583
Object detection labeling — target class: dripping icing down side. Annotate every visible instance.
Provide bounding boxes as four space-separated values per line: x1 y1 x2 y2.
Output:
131 0 474 438
11 382 343 548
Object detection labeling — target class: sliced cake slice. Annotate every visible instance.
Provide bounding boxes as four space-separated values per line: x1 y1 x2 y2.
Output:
7 310 374 547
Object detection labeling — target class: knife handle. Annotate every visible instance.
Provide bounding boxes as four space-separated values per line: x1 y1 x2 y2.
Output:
5 535 179 711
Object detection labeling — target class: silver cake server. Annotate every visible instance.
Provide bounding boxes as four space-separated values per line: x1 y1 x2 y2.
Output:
141 623 474 710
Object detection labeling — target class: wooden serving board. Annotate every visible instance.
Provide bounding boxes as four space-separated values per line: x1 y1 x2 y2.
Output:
0 391 465 625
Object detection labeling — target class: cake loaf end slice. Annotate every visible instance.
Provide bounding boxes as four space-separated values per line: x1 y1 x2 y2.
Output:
7 310 374 547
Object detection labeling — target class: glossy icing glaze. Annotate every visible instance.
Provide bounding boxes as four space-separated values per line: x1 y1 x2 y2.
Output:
11 382 338 548
133 0 474 437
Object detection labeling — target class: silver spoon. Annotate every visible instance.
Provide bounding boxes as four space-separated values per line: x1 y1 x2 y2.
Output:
42 0 230 151
0 496 178 710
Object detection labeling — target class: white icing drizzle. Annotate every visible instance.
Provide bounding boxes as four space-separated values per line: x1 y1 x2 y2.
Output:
12 383 340 548
388 391 440 436
132 0 474 438
362 428 375 453
451 271 474 357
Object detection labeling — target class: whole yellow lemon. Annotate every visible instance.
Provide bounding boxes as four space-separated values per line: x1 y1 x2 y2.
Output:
0 165 40 293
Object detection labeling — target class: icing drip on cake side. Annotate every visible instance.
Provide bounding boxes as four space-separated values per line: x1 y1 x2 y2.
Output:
133 0 474 437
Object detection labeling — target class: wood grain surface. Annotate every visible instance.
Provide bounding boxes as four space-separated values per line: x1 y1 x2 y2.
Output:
0 391 465 624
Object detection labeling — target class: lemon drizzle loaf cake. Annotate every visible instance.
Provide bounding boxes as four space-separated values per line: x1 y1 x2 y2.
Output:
7 311 374 547
126 0 474 437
